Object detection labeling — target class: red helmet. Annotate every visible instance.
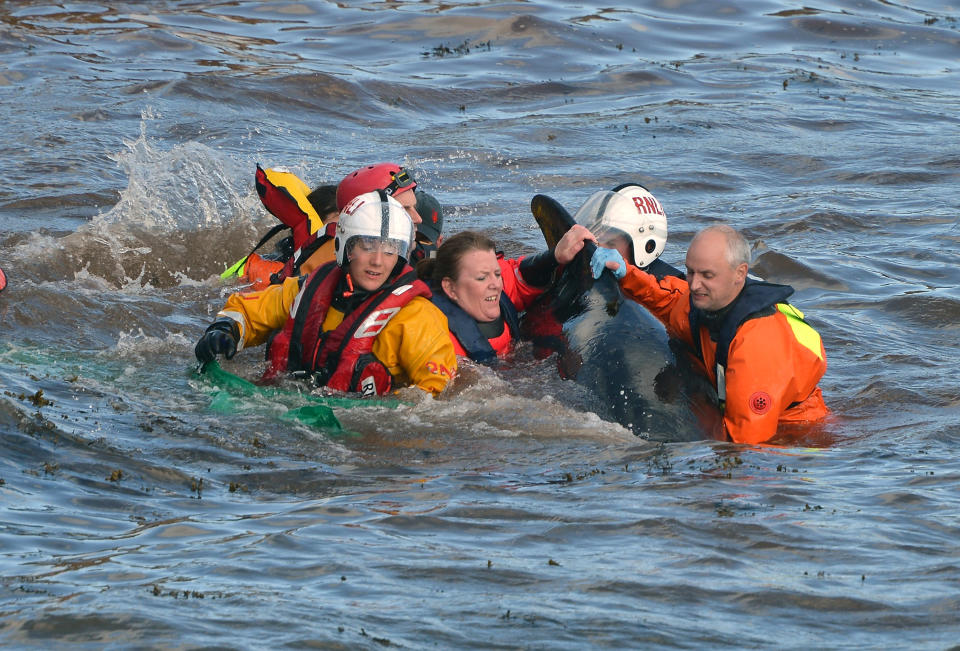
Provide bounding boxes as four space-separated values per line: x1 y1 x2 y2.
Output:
335 163 417 211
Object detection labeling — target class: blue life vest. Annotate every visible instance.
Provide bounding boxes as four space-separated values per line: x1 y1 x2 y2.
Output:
430 290 521 363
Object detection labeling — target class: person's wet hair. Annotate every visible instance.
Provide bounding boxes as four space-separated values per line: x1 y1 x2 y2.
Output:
307 184 338 220
417 230 496 285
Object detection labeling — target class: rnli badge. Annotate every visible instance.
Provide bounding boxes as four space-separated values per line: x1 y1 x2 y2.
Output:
359 375 376 398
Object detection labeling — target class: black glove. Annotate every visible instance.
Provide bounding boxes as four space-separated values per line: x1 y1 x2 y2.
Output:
195 318 240 365
518 248 560 288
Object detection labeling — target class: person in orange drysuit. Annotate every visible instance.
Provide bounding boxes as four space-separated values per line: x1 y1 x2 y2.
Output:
591 223 829 444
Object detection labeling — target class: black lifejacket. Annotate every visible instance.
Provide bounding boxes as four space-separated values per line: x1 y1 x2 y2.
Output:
645 258 685 281
430 289 521 363
265 262 431 396
688 277 794 406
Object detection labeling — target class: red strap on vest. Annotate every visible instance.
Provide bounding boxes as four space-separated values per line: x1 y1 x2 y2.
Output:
314 270 430 392
263 263 431 396
264 264 340 380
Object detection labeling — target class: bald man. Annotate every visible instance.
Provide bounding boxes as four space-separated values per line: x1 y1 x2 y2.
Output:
593 224 829 444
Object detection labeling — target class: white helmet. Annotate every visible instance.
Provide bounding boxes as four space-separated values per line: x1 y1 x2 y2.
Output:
334 190 414 266
575 184 668 268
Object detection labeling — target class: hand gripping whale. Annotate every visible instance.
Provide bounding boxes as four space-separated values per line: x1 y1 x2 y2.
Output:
522 194 724 442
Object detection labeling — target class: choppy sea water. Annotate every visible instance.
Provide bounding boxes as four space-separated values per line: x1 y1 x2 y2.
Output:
1 1 959 648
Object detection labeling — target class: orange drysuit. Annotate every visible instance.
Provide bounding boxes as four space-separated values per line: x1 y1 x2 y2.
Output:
619 266 829 444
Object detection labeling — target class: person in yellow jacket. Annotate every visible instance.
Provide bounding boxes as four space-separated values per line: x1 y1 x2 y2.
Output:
591 224 829 444
196 190 456 397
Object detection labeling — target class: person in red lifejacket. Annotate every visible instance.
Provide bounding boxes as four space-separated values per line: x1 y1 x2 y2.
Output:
196 190 456 397
238 162 444 290
590 224 830 444
417 226 598 363
238 173 339 291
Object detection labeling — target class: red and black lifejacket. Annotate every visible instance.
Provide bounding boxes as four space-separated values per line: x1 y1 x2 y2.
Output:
265 262 431 396
243 165 335 284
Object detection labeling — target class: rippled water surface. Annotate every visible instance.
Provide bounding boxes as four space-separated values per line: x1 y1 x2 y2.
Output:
2 1 959 648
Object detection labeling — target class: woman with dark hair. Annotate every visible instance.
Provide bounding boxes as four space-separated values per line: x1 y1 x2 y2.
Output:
417 227 595 362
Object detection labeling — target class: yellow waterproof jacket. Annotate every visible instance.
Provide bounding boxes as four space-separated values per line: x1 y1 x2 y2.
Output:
218 274 457 395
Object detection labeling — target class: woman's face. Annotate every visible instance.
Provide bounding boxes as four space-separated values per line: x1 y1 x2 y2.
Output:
347 237 400 292
441 248 503 322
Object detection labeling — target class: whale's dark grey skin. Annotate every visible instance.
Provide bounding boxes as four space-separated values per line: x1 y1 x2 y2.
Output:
523 194 723 442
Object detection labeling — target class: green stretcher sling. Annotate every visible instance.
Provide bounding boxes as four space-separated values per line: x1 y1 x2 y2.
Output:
195 361 403 434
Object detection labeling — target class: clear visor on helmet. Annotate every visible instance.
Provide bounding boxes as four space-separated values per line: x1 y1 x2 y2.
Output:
346 235 410 261
574 190 636 230
574 190 638 258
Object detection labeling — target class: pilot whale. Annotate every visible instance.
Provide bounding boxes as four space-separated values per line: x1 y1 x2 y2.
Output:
523 194 723 442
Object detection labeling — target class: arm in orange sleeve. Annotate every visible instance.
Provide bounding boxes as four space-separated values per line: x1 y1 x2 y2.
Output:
372 296 458 395
721 319 793 444
618 265 696 347
216 275 301 350
500 256 544 312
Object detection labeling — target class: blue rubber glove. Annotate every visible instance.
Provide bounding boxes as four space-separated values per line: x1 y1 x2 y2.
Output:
590 247 627 280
